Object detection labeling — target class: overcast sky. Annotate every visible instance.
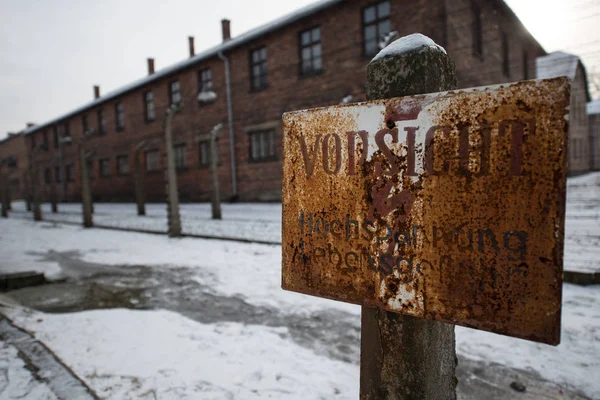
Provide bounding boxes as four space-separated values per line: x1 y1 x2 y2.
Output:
1 0 599 139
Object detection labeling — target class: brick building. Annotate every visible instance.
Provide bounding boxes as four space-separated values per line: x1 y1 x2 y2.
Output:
537 52 592 175
10 0 546 202
0 132 28 202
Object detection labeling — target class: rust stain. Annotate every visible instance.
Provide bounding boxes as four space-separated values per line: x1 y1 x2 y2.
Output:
282 78 569 345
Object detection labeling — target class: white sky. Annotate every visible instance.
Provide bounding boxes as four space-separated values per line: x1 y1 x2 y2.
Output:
1 0 599 139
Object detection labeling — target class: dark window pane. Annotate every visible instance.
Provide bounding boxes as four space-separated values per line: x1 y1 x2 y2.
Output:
364 6 376 23
365 25 377 40
313 44 321 57
365 40 377 55
302 47 311 61
311 27 320 42
301 31 311 46
378 20 391 38
313 57 322 71
377 1 390 18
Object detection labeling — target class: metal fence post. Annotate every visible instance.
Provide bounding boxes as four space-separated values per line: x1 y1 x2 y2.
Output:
360 35 458 400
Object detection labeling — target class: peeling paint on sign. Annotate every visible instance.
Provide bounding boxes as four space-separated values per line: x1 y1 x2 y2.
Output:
282 78 569 345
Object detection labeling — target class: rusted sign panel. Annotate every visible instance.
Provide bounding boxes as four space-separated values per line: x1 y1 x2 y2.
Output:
282 78 569 345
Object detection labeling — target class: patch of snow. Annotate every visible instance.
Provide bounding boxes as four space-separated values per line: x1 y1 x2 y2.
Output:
3 308 358 399
587 99 600 115
197 90 217 103
372 33 447 62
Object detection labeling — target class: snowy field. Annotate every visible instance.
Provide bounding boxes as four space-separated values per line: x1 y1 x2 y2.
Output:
0 216 599 399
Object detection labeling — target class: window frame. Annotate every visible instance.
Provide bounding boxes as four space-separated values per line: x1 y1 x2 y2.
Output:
298 26 323 76
99 158 110 177
97 108 106 135
169 80 182 107
145 149 160 172
249 46 268 92
116 155 129 175
248 128 276 163
198 68 213 93
361 0 391 57
144 91 156 122
173 143 187 170
115 102 125 131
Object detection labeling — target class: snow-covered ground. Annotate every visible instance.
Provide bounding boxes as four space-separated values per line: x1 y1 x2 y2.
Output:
7 170 600 273
1 215 599 399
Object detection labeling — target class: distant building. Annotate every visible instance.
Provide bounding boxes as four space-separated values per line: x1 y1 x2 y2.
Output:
4 0 546 202
588 100 600 171
537 52 592 175
0 132 28 201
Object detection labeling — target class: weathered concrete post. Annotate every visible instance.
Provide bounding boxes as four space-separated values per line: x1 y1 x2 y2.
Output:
164 107 182 237
134 141 147 216
25 177 32 212
28 150 42 222
209 124 222 220
0 172 8 218
360 34 458 400
79 145 93 228
50 178 58 213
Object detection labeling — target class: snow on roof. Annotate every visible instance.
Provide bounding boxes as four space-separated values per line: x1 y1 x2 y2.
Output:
372 33 446 62
23 0 343 136
588 99 600 115
536 51 580 80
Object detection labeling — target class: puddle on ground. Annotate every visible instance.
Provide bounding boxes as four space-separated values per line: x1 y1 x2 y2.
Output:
8 250 360 364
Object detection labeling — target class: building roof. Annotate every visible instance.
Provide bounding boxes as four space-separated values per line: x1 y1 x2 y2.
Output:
23 0 343 136
588 99 600 115
536 51 591 101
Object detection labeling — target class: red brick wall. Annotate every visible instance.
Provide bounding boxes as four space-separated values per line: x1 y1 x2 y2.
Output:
12 0 546 202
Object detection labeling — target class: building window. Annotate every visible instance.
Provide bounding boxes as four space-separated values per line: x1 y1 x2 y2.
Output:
87 160 95 180
249 129 276 162
501 32 509 77
144 91 155 122
42 131 49 150
54 166 62 183
250 47 268 91
115 102 125 130
145 150 160 171
174 144 187 169
44 168 51 184
117 155 129 175
299 27 322 75
53 126 59 148
82 114 89 133
66 164 74 182
472 2 483 58
363 1 391 56
99 158 110 177
198 68 212 92
97 108 106 134
523 49 529 80
169 80 182 107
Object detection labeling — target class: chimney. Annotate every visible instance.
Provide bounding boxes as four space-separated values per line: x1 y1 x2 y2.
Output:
147 58 155 75
188 36 195 57
221 19 231 42
93 85 100 99
26 122 36 128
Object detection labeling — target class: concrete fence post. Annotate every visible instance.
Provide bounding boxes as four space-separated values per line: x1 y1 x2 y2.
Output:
1 172 8 218
50 179 58 213
134 142 147 216
359 34 458 400
164 107 182 237
209 125 222 220
28 150 42 222
79 145 93 228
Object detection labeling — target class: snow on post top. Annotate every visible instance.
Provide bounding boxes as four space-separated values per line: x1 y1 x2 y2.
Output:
371 33 447 62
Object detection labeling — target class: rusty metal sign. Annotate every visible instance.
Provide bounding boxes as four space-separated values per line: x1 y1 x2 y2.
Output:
282 78 569 345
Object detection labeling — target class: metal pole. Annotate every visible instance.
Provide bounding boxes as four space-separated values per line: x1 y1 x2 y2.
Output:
164 107 182 237
134 144 146 216
360 34 458 400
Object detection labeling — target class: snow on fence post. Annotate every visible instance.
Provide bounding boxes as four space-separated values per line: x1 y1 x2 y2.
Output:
134 141 147 216
360 34 458 400
79 145 93 228
164 107 182 237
